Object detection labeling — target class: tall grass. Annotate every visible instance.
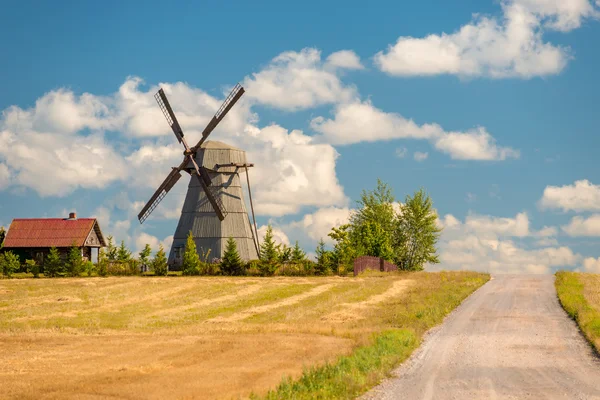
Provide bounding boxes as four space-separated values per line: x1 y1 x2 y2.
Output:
555 271 600 355
255 271 489 399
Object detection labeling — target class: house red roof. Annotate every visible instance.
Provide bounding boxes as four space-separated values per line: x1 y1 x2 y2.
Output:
3 218 106 248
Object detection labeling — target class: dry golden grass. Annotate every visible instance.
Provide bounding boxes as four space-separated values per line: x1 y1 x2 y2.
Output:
0 272 487 399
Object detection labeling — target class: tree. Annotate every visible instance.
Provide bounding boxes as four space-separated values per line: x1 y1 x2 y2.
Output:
25 259 39 278
315 239 332 275
117 241 132 262
97 248 108 277
395 188 441 271
328 224 356 274
221 237 244 276
138 244 152 272
45 247 63 277
152 244 168 276
278 243 292 264
259 225 279 263
0 226 5 248
354 221 394 261
290 241 306 263
182 231 201 276
66 244 83 277
0 251 20 278
106 235 117 262
349 179 396 240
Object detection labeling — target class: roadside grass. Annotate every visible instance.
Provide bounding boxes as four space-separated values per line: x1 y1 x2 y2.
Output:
256 271 490 399
555 271 600 354
0 272 489 399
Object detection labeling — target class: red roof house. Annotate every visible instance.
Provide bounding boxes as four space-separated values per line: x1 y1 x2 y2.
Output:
2 212 106 264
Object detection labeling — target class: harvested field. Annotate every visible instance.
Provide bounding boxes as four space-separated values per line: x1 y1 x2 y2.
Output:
0 272 487 399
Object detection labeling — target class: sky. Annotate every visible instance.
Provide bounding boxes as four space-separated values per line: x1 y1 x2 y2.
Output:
1 0 600 274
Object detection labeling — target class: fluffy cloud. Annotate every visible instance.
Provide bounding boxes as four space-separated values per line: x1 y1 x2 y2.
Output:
286 206 353 244
257 224 290 246
582 257 600 273
311 101 519 161
395 147 407 158
562 214 600 236
243 48 358 111
135 232 173 254
325 50 364 70
539 180 600 212
374 1 599 78
0 163 11 189
436 212 577 273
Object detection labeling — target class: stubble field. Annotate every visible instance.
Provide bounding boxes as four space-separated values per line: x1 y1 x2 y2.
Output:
0 272 488 399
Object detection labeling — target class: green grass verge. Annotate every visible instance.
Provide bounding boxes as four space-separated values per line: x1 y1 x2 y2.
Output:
253 271 490 399
555 271 600 355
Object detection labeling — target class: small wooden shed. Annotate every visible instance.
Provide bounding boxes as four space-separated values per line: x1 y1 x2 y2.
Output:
2 212 107 265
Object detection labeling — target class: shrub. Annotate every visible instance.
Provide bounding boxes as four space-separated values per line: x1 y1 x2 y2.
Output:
182 231 201 276
245 259 262 276
152 245 168 276
259 261 278 277
25 259 39 278
97 248 108 277
66 244 83 277
83 260 95 277
0 251 20 278
221 237 244 276
45 247 63 278
106 260 139 276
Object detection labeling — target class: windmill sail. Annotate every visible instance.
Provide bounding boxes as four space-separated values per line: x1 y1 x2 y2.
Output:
138 168 183 223
155 88 185 143
194 84 245 149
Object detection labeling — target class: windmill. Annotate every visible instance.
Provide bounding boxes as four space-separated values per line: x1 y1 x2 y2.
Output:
137 83 260 267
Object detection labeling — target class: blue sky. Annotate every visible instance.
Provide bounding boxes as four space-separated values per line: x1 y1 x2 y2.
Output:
1 0 600 273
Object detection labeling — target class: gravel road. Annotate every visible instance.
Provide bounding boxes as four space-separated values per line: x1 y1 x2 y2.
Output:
363 274 600 400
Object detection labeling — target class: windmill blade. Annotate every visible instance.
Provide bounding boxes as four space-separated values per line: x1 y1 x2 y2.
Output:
155 88 185 144
138 167 183 224
194 83 245 149
189 158 227 221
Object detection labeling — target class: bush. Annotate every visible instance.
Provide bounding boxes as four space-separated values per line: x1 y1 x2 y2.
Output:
106 260 139 276
245 259 262 276
25 259 39 278
221 237 244 276
152 245 168 276
66 245 83 277
0 251 20 278
45 247 63 278
182 231 201 276
97 248 108 277
83 260 95 277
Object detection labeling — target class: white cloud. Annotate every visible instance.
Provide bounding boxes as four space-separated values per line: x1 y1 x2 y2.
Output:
243 48 358 111
582 257 600 273
0 129 126 197
414 151 429 162
257 224 290 247
286 206 353 244
539 180 600 212
311 101 518 161
436 212 578 273
395 147 407 158
374 1 599 78
0 163 11 189
135 232 173 254
325 50 364 70
562 214 600 236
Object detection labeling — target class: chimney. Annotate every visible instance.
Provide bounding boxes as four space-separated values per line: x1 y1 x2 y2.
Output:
69 212 77 220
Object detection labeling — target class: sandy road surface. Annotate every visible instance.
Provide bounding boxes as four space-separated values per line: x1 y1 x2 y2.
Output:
364 275 600 400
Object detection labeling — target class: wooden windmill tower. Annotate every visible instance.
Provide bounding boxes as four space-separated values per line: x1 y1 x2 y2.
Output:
137 84 259 267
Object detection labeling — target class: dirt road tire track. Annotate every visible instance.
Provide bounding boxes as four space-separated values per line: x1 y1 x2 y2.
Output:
364 275 600 400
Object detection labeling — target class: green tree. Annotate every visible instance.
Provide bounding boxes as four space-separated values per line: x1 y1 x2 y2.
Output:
315 238 332 275
395 188 442 271
66 244 83 277
83 260 95 277
182 231 201 276
97 248 108 277
259 225 279 263
278 243 292 264
25 259 39 278
0 226 5 248
117 240 132 262
221 237 244 276
328 224 356 274
138 244 152 272
45 247 63 277
106 235 117 261
152 244 168 276
0 251 20 278
349 179 396 240
290 241 306 263
354 221 394 261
